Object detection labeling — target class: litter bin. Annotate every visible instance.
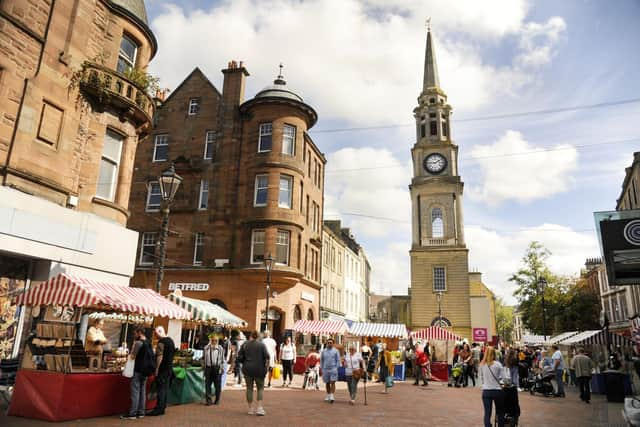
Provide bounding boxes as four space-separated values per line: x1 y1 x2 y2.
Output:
604 370 625 403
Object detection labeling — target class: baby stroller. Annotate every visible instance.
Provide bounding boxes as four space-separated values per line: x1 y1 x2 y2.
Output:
501 385 520 427
529 365 555 397
448 362 465 387
302 367 319 390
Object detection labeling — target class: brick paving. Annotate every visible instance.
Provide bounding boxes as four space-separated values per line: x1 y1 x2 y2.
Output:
1 375 629 427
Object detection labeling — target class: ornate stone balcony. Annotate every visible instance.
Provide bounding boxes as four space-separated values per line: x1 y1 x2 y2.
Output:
421 237 457 246
79 62 154 130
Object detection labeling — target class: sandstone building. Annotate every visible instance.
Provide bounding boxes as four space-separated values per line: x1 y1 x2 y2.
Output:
127 64 325 340
0 0 156 358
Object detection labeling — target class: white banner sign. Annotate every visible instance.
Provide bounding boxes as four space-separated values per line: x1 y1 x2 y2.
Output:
301 291 314 302
168 282 210 291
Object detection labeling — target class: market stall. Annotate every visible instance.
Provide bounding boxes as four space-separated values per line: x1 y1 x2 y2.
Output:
8 273 191 422
410 326 462 382
292 320 348 374
347 322 408 380
544 331 580 346
559 329 635 397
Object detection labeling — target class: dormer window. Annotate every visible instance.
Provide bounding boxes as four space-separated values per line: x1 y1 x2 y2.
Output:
188 98 200 115
117 34 137 74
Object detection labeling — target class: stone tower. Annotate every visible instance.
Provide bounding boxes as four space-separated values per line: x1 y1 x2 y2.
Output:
409 28 471 339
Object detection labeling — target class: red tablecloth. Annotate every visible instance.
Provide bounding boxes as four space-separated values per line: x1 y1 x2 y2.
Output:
430 362 449 382
8 370 155 422
294 356 306 375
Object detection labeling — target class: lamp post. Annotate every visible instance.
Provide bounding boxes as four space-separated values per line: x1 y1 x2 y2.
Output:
537 278 547 339
436 291 443 327
263 253 275 333
155 164 182 294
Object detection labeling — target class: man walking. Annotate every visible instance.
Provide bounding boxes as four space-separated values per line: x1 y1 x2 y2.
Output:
262 331 277 387
147 326 175 416
320 338 340 403
573 348 593 404
204 335 225 406
551 345 566 397
238 331 270 416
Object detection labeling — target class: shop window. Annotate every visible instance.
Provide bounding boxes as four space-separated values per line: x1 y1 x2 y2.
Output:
258 123 272 152
282 124 296 155
276 230 290 265
146 181 161 211
251 229 265 263
96 129 123 201
117 34 137 74
140 232 157 265
153 134 168 162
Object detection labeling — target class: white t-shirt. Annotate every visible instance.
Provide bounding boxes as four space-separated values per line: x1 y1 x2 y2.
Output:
344 352 363 376
263 337 277 367
552 350 565 370
280 343 296 361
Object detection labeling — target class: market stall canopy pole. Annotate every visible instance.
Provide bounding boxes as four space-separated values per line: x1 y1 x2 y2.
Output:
292 320 348 335
14 273 191 320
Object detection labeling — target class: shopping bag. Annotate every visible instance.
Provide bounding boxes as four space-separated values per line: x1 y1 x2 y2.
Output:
272 364 281 380
385 375 394 388
122 359 134 378
338 367 347 382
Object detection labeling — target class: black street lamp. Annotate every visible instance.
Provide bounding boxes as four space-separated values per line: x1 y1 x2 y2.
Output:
155 163 182 294
436 291 443 327
263 253 275 333
537 278 547 339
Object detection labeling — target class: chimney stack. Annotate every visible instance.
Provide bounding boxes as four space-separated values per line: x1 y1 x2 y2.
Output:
222 59 249 106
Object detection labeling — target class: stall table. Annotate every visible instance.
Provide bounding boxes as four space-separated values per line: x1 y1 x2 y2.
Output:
430 361 449 382
8 370 155 422
168 366 205 405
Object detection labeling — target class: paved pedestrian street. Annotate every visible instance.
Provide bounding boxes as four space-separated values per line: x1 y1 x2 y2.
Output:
0 376 629 427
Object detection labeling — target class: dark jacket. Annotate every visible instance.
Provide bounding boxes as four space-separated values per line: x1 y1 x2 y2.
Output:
157 337 175 374
239 340 270 378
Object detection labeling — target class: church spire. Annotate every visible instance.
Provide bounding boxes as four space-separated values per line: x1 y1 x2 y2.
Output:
422 23 440 92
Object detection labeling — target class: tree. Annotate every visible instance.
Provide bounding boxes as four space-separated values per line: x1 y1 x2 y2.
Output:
495 298 514 344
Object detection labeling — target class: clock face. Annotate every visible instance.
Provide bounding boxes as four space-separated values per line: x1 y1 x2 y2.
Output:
423 153 447 174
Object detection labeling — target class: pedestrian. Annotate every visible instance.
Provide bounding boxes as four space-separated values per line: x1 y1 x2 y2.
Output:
551 345 566 397
320 338 340 403
121 326 154 420
572 348 593 404
279 335 296 387
147 326 175 416
414 345 429 386
404 345 414 378
377 343 393 394
204 334 225 406
238 330 270 416
262 331 277 387
234 332 246 388
343 345 364 405
479 345 506 427
461 342 473 387
505 348 518 388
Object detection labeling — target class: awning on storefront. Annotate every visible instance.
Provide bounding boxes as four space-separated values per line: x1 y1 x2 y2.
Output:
14 273 191 319
293 320 348 335
545 331 580 345
411 326 461 341
560 330 635 347
348 322 408 338
166 293 247 327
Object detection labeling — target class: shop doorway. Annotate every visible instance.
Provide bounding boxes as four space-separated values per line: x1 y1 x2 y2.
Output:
261 307 283 343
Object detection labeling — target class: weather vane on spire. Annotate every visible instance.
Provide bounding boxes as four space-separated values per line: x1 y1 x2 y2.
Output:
278 63 284 79
426 17 431 32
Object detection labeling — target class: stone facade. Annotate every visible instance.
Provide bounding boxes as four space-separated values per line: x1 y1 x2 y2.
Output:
127 63 325 341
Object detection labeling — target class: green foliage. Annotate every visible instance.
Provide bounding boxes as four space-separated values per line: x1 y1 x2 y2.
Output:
510 241 600 336
122 67 160 95
495 298 514 344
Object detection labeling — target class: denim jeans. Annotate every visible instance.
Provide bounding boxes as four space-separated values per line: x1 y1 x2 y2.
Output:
128 372 147 416
555 369 565 395
482 389 504 427
346 375 358 400
509 366 519 387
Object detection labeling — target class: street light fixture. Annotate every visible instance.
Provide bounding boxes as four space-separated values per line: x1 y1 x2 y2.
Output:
155 163 183 294
436 291 443 327
537 278 547 339
263 253 275 333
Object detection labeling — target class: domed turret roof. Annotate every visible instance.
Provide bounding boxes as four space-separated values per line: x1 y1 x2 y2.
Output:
111 0 149 25
254 66 303 102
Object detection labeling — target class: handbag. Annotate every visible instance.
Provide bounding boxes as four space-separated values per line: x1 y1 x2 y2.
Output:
385 375 394 388
122 359 135 378
350 354 363 380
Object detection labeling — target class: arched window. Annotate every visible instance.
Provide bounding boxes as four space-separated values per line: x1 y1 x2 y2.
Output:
432 208 444 238
293 305 302 322
307 308 314 320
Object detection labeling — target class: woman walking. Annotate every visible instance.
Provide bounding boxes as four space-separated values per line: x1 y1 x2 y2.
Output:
343 346 364 404
377 343 393 394
279 336 296 387
479 346 506 427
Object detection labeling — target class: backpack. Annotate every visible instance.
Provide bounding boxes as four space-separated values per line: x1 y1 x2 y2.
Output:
139 340 156 376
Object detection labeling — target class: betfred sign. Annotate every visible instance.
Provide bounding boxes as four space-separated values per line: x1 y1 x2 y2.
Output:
168 282 210 291
473 328 488 342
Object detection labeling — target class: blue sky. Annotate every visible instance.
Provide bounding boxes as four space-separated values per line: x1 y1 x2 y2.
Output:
143 0 640 303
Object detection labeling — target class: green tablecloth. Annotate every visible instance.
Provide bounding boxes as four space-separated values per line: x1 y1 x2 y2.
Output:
168 366 205 405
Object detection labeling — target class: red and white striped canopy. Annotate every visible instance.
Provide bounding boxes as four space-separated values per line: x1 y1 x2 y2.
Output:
411 326 461 341
15 273 191 320
293 320 347 335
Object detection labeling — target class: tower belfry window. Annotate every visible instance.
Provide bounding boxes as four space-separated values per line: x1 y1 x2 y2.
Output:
442 113 449 138
420 116 426 138
432 207 443 238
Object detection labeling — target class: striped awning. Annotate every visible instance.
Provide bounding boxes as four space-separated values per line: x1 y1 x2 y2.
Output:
411 326 461 341
522 334 550 345
561 330 635 347
293 320 348 335
348 322 408 338
545 331 580 345
166 293 247 327
14 273 191 320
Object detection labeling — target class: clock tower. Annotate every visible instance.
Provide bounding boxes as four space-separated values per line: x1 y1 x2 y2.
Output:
409 27 471 339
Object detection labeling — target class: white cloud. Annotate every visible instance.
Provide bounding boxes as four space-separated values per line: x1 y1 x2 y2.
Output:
149 1 567 124
324 147 411 238
516 16 567 68
367 241 412 295
467 130 579 206
467 224 599 304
